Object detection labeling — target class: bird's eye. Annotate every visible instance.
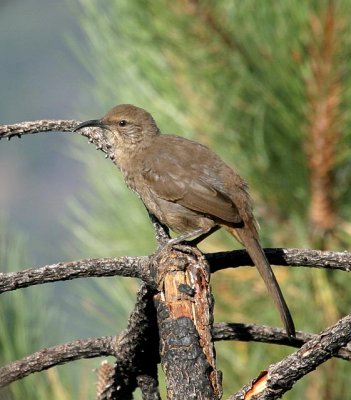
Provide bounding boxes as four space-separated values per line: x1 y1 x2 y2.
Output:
118 120 127 127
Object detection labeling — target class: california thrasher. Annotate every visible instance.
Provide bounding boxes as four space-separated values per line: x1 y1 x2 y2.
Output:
75 104 295 337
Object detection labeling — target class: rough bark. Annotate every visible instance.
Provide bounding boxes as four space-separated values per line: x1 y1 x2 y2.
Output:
1 248 350 295
0 256 153 294
96 283 160 400
0 337 116 387
153 245 222 400
230 314 351 400
208 247 351 273
212 322 351 362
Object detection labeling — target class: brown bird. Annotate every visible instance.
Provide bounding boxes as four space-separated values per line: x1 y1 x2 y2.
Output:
75 104 295 337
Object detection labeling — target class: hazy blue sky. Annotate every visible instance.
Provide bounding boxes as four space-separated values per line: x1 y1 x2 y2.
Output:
0 0 98 264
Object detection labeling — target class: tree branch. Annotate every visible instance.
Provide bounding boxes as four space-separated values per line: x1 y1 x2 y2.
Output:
230 313 351 399
212 322 351 362
0 120 76 138
97 283 160 400
0 336 116 388
0 256 153 294
207 247 351 273
2 317 351 391
150 216 222 398
1 248 349 296
0 284 161 399
154 245 222 400
0 120 115 161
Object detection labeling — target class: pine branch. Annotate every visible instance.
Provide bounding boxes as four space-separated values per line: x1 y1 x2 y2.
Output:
305 2 342 240
207 247 351 273
0 120 76 138
2 318 350 392
0 284 160 399
154 245 222 399
179 0 251 61
0 336 116 388
149 216 222 399
0 256 154 294
230 313 351 400
0 120 115 161
0 248 350 295
212 322 351 362
97 283 160 400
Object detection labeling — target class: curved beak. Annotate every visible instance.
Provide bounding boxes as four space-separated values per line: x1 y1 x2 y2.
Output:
73 119 107 132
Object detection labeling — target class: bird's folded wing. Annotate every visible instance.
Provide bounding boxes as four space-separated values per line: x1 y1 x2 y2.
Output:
142 154 242 224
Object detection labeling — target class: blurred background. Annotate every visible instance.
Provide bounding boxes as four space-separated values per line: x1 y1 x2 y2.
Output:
1 0 351 398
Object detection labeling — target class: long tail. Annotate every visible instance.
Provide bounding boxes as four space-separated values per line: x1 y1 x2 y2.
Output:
229 226 296 337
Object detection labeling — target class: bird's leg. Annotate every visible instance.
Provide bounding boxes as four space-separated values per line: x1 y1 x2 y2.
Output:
147 210 171 245
167 225 219 247
186 225 220 246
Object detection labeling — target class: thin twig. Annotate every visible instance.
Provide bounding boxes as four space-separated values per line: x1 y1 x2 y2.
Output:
0 120 77 138
0 120 115 161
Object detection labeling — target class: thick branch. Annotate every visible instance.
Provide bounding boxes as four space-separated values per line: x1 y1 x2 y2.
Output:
154 245 222 400
230 313 351 400
3 318 351 391
212 322 351 362
0 256 153 294
1 248 350 296
0 336 116 388
208 247 351 273
97 283 160 400
0 284 160 398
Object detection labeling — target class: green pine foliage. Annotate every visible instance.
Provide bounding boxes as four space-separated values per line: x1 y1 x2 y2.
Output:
0 227 64 399
70 0 351 398
0 223 108 399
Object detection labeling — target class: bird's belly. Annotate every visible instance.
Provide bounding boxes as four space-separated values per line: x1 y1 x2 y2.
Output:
146 196 215 234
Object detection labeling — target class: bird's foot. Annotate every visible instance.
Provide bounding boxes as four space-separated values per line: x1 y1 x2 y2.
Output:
160 226 220 249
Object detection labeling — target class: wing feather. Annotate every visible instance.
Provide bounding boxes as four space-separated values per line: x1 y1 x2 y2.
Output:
141 136 243 224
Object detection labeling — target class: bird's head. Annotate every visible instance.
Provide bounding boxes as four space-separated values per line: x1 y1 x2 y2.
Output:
74 104 160 150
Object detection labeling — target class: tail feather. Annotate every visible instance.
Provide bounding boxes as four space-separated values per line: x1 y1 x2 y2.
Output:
230 227 295 337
